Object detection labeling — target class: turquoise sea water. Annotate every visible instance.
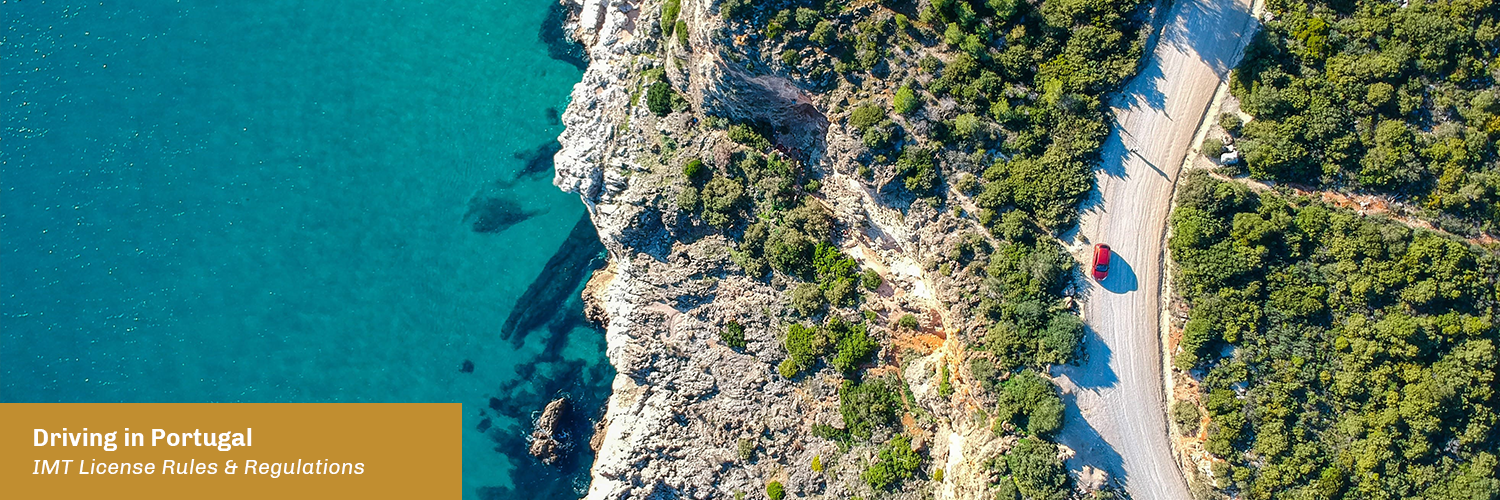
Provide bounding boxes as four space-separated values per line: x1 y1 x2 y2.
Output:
2 1 610 497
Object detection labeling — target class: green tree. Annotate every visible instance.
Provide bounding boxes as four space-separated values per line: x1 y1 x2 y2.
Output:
646 80 674 116
790 283 826 317
863 435 923 490
1007 438 1068 500
720 320 747 349
766 481 785 500
839 377 901 440
893 85 920 115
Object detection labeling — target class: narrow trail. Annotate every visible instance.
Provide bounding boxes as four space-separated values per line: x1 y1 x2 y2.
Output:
1050 0 1259 498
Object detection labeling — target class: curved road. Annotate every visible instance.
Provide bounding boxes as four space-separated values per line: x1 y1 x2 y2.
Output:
1052 0 1258 498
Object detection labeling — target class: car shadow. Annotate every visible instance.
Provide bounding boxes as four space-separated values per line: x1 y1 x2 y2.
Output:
1098 252 1138 294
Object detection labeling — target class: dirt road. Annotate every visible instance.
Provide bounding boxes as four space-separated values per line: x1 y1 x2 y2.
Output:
1051 0 1258 498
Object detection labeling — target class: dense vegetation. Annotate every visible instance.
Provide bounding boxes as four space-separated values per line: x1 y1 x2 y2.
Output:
778 316 878 377
1230 0 1500 236
990 369 1065 436
1169 171 1499 499
720 0 1150 228
862 435 924 490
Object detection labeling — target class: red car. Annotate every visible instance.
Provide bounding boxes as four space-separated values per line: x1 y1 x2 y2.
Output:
1092 243 1112 281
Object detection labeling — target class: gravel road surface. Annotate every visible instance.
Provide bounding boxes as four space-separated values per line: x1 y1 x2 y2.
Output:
1052 0 1258 498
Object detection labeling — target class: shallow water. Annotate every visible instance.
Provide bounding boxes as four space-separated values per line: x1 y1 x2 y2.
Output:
2 1 610 497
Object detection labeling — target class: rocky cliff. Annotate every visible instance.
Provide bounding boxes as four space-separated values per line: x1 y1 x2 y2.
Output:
551 0 1090 498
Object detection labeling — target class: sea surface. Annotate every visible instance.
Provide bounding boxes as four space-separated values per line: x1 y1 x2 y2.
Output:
1 1 611 498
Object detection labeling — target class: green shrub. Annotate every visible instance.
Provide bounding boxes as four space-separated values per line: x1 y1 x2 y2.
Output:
896 314 919 330
839 377 900 440
721 320 747 349
994 370 1064 436
938 363 954 397
660 0 680 36
676 20 688 46
782 322 822 376
813 242 859 301
994 475 1020 500
1218 113 1242 136
1171 401 1200 435
727 124 772 151
894 13 911 31
646 81 673 116
848 104 887 132
733 221 771 278
895 147 939 196
699 176 745 228
766 481 785 500
811 20 837 45
1007 438 1067 500
767 10 790 38
777 358 800 379
863 435 922 490
784 201 832 241
893 85 920 115
767 229 814 276
862 269 882 290
790 283 826 317
953 113 984 140
954 173 978 195
862 121 896 150
827 316 876 375
943 23 965 46
682 158 707 181
738 437 755 461
933 468 945 482
1201 138 1226 159
720 0 753 20
677 186 700 212
969 356 999 391
781 49 800 66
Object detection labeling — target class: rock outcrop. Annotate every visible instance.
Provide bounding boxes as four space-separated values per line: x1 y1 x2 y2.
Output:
551 1 1069 498
530 397 571 466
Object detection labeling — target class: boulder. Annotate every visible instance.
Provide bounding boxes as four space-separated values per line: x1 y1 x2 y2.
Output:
529 397 570 465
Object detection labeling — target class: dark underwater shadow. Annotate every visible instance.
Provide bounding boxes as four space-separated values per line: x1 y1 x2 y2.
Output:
464 195 549 234
539 0 586 71
500 212 607 348
512 141 563 182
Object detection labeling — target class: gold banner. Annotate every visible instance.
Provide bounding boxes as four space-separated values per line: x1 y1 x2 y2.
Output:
1 403 459 499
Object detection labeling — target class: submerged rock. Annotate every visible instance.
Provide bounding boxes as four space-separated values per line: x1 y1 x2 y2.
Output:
529 397 570 465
